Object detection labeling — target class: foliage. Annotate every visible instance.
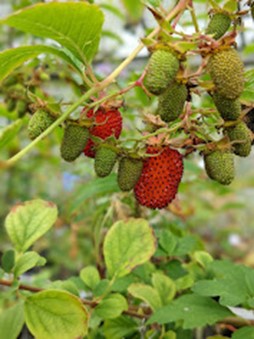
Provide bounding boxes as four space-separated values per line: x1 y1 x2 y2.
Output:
0 0 254 338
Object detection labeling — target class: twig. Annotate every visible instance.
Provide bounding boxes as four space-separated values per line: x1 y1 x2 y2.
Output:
0 279 150 320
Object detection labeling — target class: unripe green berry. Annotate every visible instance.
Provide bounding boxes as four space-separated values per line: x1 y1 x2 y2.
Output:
117 157 143 191
60 124 89 162
225 122 252 157
213 92 241 121
28 109 55 140
204 150 235 185
208 48 244 99
157 82 187 122
144 50 179 95
94 147 117 177
206 12 231 40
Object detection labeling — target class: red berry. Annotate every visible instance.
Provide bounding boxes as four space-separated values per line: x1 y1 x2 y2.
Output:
83 108 122 158
134 146 183 209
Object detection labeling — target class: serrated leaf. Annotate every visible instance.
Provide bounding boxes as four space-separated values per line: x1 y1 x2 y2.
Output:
1 2 104 64
232 327 254 339
1 249 15 273
14 251 46 277
94 293 128 319
192 260 254 307
0 302 24 339
148 295 232 329
103 316 138 339
5 199 58 252
50 280 79 296
0 119 22 151
128 283 162 311
152 272 176 305
24 290 89 339
80 266 100 290
0 45 82 83
103 218 156 279
192 251 213 268
93 279 111 297
159 230 178 255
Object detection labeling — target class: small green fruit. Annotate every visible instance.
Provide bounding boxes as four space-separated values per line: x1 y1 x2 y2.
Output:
225 122 252 157
157 82 187 122
28 109 55 140
144 49 179 95
60 124 89 162
117 157 143 191
208 48 244 99
204 150 235 185
94 147 117 177
213 92 241 121
16 100 27 117
6 98 16 112
205 12 231 40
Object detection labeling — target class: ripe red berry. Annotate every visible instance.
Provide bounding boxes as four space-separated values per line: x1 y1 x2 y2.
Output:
134 146 183 209
83 108 122 158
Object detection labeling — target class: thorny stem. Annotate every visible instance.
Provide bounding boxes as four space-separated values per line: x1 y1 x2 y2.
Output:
0 278 150 320
4 0 191 168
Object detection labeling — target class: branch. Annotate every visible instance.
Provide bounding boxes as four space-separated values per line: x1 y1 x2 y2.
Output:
0 279 150 320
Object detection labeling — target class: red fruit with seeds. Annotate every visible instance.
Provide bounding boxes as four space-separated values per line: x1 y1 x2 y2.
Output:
134 146 183 209
83 108 122 158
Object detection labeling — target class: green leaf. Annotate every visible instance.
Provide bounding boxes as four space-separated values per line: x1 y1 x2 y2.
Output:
152 272 176 305
80 265 100 290
24 290 89 339
1 249 15 273
163 331 177 339
192 260 254 307
0 302 24 339
94 293 128 319
122 0 144 23
0 45 82 83
192 251 213 268
103 218 156 279
5 199 58 252
148 295 232 329
1 2 104 64
14 251 46 277
232 327 254 339
93 279 110 297
50 280 79 296
69 174 120 213
159 230 178 255
103 316 138 339
0 120 23 151
128 283 162 311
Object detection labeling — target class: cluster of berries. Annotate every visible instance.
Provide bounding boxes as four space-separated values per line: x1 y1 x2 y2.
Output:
24 8 254 210
1 75 30 118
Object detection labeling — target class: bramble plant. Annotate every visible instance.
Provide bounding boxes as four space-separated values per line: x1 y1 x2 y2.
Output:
1 0 254 338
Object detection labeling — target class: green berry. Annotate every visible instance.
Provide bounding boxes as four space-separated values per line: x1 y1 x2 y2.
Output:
6 98 16 112
28 109 55 140
117 157 143 191
213 92 241 121
60 124 89 162
144 49 179 95
94 147 117 177
225 122 252 157
206 12 231 40
157 82 187 122
208 48 244 99
204 150 235 185
3 75 18 87
16 100 27 117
